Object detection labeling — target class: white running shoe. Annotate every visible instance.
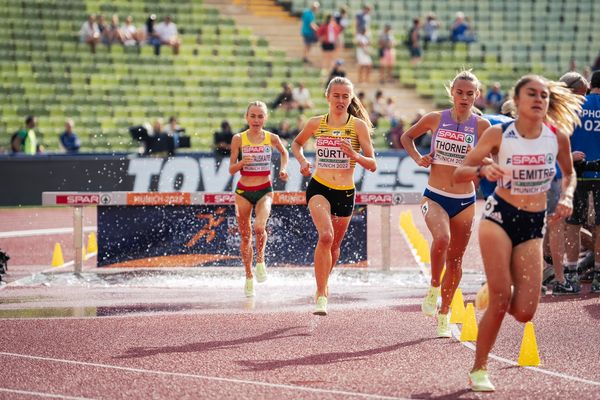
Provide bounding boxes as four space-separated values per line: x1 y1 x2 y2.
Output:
255 262 267 283
314 296 327 316
244 278 255 297
421 286 440 316
437 313 451 338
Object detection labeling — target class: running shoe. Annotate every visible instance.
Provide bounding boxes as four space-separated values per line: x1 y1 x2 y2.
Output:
437 313 451 338
564 269 581 292
542 263 555 286
314 296 327 316
421 286 440 316
591 272 600 294
255 262 267 283
552 279 580 295
469 369 495 392
244 278 255 297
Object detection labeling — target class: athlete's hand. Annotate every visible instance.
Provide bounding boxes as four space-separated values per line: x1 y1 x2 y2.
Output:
299 161 312 176
480 163 506 182
417 152 433 168
572 151 586 162
279 168 288 182
340 139 357 160
549 195 574 222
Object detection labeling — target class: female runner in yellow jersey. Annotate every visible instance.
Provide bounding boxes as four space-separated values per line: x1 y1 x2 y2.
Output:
292 77 377 315
229 101 289 297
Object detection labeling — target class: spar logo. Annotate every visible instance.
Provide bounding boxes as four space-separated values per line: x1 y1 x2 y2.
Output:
203 193 236 204
437 129 472 142
56 194 100 205
356 193 393 204
316 137 342 146
510 154 551 165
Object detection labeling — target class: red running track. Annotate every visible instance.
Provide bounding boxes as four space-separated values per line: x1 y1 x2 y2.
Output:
0 204 599 399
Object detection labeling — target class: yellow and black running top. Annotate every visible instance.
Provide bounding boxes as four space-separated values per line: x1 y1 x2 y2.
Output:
314 114 360 170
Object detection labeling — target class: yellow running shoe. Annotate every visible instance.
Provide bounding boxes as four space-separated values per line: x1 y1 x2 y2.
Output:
437 313 451 338
244 278 254 297
255 262 267 283
421 286 440 316
314 296 327 316
469 369 495 392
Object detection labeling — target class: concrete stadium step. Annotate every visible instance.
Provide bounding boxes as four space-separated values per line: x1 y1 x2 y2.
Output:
206 0 434 116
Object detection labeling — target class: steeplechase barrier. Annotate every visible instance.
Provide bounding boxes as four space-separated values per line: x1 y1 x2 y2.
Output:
42 191 422 272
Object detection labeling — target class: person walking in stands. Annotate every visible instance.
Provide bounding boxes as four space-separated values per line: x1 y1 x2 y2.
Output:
400 70 490 337
292 77 377 316
453 75 582 391
229 101 289 297
11 115 42 155
564 70 600 294
59 118 81 154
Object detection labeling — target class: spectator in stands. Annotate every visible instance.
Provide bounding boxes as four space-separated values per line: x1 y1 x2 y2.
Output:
583 66 592 85
165 116 182 136
407 18 422 66
271 82 297 111
145 14 158 50
97 15 108 46
121 15 140 47
386 117 405 150
274 119 295 146
423 12 442 49
450 11 476 44
292 82 313 112
155 15 180 55
300 2 320 64
370 89 386 127
593 53 600 72
79 15 100 54
214 120 234 165
59 119 81 154
355 4 372 34
11 116 42 155
409 109 432 149
326 59 346 88
355 27 373 83
106 15 123 47
378 24 396 83
474 83 487 111
316 14 342 73
333 5 350 58
485 82 504 114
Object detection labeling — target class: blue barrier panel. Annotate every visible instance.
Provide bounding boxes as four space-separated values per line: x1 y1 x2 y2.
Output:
98 204 367 267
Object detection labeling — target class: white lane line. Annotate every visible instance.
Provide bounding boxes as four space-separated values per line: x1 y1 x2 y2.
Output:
0 387 94 399
0 352 407 400
0 226 97 238
450 325 600 386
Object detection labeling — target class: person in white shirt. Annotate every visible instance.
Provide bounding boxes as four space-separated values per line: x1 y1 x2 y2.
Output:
291 82 313 111
154 15 180 55
120 15 141 47
79 15 100 53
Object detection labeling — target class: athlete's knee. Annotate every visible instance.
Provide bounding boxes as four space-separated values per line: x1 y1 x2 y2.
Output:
511 308 535 323
318 230 334 246
254 224 266 237
431 233 451 252
489 288 512 313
